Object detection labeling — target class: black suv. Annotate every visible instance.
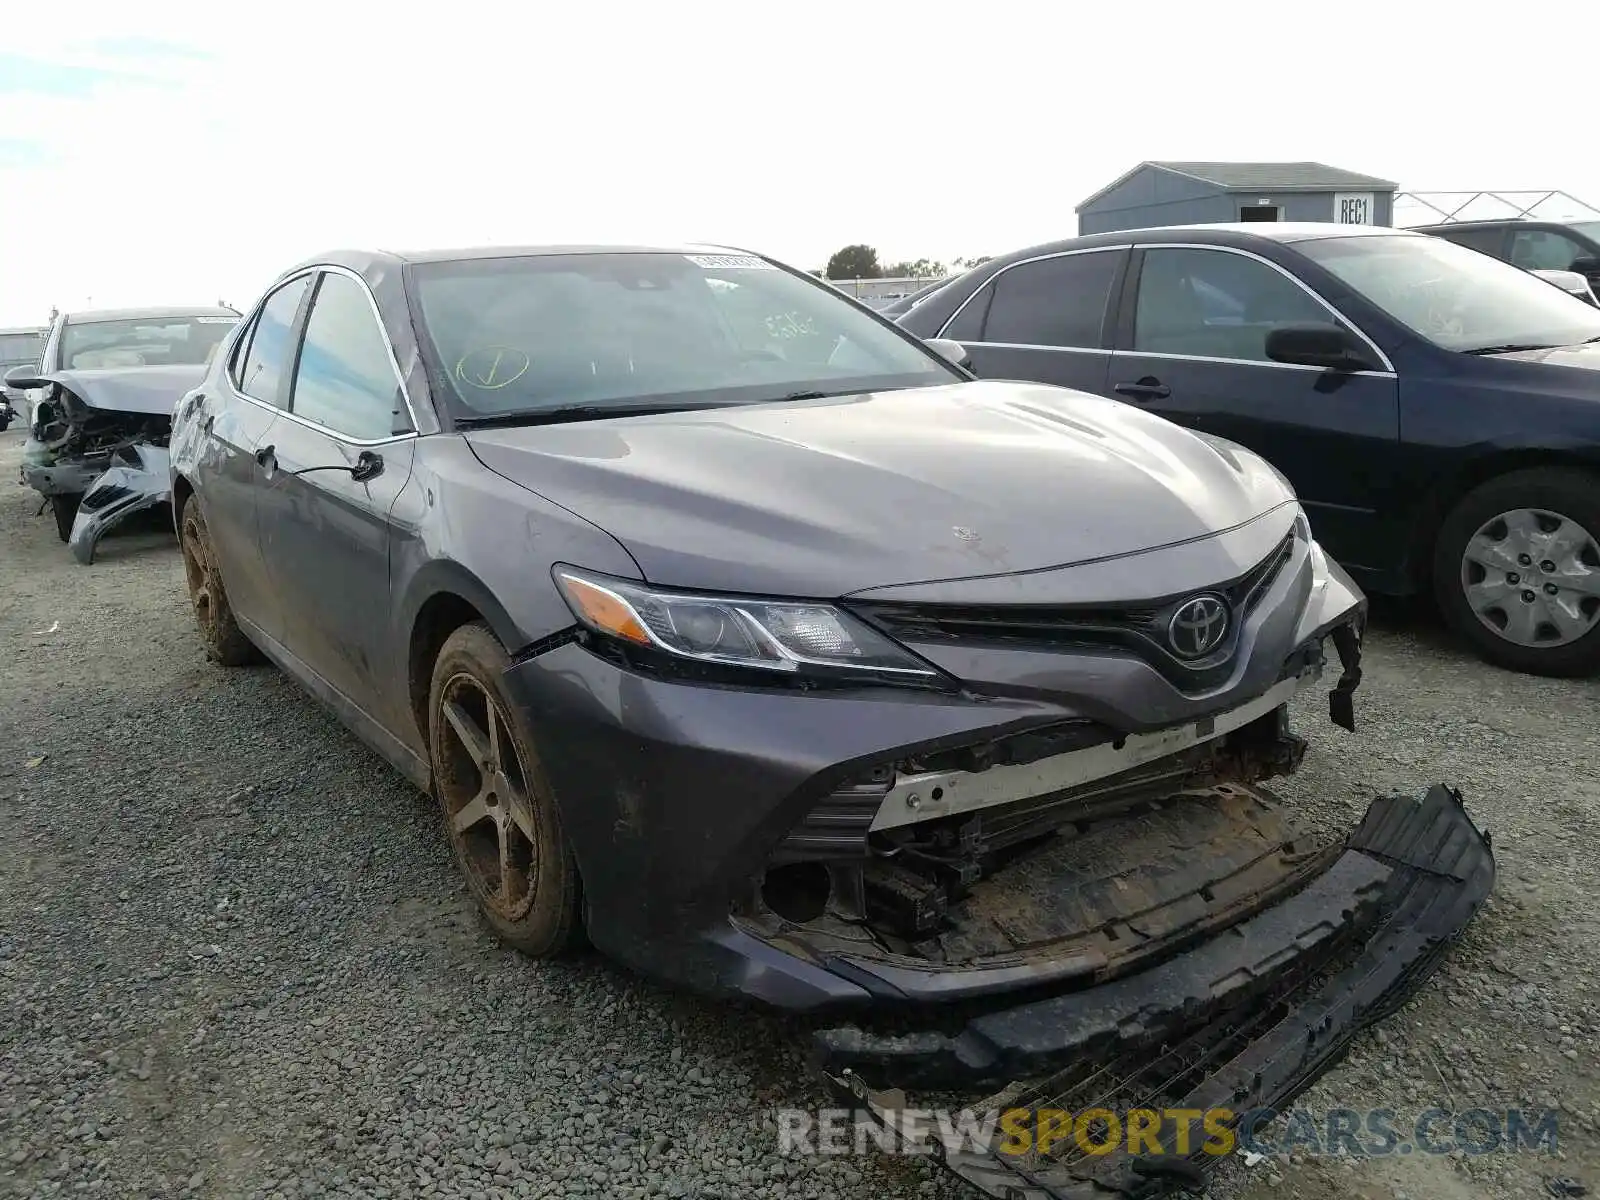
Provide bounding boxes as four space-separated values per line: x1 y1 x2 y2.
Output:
1415 219 1600 295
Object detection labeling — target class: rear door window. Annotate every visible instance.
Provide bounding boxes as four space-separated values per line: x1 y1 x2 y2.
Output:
237 277 314 406
981 251 1120 348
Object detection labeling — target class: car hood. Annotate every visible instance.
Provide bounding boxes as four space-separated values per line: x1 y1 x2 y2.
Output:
464 380 1297 597
36 365 205 417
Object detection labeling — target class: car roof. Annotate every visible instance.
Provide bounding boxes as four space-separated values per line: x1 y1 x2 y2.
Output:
1411 218 1597 231
63 305 240 325
984 221 1421 264
283 242 758 277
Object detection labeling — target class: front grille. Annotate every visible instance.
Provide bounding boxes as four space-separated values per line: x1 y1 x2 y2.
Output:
852 533 1295 690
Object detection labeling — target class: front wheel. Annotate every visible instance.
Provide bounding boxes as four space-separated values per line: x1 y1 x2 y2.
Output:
1433 468 1600 677
427 622 582 957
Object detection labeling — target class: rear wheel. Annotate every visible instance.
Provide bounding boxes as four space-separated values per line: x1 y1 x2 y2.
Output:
49 493 79 542
1433 468 1600 677
428 622 581 956
178 495 259 666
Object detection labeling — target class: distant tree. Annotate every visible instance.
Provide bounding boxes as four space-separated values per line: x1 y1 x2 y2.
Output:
955 255 993 269
825 244 883 280
883 257 947 279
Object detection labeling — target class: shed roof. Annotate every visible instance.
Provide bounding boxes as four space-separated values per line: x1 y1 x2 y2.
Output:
1076 161 1399 211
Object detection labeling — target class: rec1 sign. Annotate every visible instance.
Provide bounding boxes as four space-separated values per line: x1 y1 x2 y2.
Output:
1334 193 1375 224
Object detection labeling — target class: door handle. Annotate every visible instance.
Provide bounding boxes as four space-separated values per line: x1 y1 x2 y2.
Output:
255 443 276 468
1114 379 1172 401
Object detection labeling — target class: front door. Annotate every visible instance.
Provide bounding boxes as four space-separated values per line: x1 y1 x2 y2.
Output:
1108 244 1403 577
254 269 417 724
197 274 315 634
938 248 1125 396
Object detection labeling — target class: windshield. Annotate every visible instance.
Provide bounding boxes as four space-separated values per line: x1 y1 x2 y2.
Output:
59 314 238 370
1566 221 1600 246
409 251 959 420
0 332 43 363
1297 234 1600 353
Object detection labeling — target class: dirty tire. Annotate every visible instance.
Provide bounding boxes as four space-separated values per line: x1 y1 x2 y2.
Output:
1433 467 1600 678
49 494 78 542
178 494 259 667
428 621 582 957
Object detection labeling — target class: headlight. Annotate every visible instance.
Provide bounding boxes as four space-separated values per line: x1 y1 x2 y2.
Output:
553 566 942 682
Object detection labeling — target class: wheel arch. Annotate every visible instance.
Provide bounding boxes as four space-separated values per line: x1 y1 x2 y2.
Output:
400 561 525 745
1406 447 1600 595
171 472 195 534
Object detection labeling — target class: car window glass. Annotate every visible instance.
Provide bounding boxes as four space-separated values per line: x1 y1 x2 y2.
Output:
239 277 313 406
1133 247 1334 362
1434 228 1504 256
1298 233 1600 352
1509 230 1587 271
411 253 955 419
290 273 403 439
228 314 258 388
981 252 1118 348
943 283 993 340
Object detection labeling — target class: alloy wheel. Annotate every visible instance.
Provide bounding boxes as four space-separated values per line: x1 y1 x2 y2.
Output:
436 672 540 920
1459 506 1600 648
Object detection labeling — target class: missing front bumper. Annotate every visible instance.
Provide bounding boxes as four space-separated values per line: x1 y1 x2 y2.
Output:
65 444 172 565
819 783 1494 1198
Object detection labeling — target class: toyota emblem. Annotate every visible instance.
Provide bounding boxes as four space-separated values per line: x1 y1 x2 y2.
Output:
1167 594 1229 659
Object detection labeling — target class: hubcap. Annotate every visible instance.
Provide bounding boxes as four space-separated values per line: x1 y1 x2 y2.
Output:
180 513 218 638
437 673 538 920
1459 507 1600 648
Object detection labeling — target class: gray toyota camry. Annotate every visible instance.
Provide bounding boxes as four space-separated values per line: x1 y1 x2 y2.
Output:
170 243 1491 1189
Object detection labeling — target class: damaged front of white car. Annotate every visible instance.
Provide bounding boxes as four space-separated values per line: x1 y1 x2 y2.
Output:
8 306 238 560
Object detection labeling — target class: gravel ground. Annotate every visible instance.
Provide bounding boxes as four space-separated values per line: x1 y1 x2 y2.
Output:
0 424 1595 1200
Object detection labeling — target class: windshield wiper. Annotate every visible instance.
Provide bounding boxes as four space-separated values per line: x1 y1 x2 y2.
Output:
454 402 712 429
1460 343 1562 356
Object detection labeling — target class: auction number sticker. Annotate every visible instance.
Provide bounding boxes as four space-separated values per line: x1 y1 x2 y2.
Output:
196 316 239 323
686 254 774 269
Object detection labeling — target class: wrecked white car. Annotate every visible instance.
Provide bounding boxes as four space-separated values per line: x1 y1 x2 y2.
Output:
7 306 239 560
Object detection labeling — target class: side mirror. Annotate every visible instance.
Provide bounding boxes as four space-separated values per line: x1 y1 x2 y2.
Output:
925 337 973 369
1264 323 1378 372
1568 255 1600 277
3 364 45 391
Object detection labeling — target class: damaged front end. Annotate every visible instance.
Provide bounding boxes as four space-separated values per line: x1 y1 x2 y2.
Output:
19 369 186 552
708 589 1489 1197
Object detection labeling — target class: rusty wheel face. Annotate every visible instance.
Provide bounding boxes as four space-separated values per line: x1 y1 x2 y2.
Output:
180 507 221 643
435 672 539 921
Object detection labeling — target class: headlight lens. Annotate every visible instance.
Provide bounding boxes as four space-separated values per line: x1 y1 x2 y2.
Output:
553 566 941 681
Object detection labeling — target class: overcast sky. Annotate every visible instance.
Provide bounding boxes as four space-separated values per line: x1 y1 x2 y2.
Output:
2 1 1597 326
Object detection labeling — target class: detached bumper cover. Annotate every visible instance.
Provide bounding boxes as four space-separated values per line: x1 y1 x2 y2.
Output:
66 444 172 565
822 784 1495 1198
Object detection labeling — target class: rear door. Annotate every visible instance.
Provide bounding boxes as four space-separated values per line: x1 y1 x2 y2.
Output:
935 248 1126 395
255 268 418 723
198 274 314 635
1107 243 1402 574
